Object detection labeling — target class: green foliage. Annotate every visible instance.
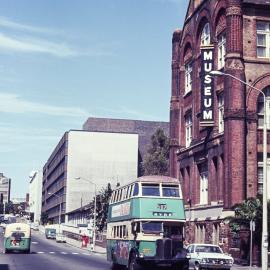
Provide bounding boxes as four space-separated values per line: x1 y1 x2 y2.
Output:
40 212 49 225
89 183 113 232
227 196 270 247
142 128 170 176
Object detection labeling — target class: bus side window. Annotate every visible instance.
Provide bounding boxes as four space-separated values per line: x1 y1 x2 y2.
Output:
119 189 123 201
129 184 134 198
133 183 139 196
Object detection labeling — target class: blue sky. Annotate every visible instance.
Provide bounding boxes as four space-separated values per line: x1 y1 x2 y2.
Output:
0 0 188 198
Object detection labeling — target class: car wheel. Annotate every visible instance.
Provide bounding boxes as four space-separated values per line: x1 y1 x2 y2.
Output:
194 262 200 270
128 252 140 270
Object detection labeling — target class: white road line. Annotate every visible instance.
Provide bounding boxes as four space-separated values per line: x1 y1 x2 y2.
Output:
32 242 39 244
37 251 44 254
61 252 68 254
72 252 79 255
82 253 90 255
49 252 55 254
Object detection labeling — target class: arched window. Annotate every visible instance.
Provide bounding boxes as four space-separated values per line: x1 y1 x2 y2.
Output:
257 86 270 195
201 23 211 46
257 86 270 129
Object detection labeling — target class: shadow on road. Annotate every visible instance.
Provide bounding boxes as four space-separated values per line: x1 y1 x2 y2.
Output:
0 264 9 270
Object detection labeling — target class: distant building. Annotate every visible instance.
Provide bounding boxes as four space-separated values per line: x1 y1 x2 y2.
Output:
29 170 42 223
42 130 139 224
0 173 11 204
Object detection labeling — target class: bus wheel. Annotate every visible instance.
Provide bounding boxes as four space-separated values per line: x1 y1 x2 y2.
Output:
128 252 140 270
194 262 200 270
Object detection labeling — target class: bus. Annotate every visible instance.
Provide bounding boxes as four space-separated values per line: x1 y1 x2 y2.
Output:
106 176 189 270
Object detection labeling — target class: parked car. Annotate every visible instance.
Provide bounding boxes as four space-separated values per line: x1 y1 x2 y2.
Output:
45 228 56 239
187 244 234 270
30 223 39 231
56 233 66 243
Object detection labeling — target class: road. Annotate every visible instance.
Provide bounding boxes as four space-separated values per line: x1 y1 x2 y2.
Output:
0 228 264 270
0 229 111 270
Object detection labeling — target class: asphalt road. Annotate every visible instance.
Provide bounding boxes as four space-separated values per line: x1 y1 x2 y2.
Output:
0 228 111 270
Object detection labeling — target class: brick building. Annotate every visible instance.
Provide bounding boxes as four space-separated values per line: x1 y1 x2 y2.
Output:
169 0 270 259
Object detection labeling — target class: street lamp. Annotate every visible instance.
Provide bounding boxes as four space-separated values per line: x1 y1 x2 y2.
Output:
75 177 96 251
210 70 268 270
48 192 62 232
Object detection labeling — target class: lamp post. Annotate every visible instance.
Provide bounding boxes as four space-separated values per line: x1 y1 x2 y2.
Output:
75 177 96 251
210 70 268 270
48 192 62 232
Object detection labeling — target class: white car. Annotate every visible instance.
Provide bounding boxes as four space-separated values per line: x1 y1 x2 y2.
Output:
56 233 66 243
187 244 234 270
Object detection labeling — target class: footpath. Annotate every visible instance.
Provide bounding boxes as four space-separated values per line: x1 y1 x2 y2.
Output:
38 225 106 255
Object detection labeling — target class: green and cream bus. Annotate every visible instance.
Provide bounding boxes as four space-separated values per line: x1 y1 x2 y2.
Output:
106 176 189 270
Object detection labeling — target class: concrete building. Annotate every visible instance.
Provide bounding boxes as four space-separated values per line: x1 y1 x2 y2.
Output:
169 0 270 262
42 130 139 224
83 117 169 174
0 173 11 204
29 170 42 223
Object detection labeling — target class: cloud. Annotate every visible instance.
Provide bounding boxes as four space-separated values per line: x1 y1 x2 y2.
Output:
0 33 78 57
0 16 56 34
0 92 89 117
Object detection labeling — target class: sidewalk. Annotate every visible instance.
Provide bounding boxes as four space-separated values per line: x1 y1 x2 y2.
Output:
64 237 106 255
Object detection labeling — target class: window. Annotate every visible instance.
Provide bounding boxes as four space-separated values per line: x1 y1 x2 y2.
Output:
142 221 162 233
201 23 211 46
257 87 270 129
185 113 192 147
142 184 160 196
257 21 270 58
212 223 220 245
218 93 224 133
133 183 139 196
185 62 192 94
195 224 206 243
162 185 180 197
199 164 208 205
218 32 226 69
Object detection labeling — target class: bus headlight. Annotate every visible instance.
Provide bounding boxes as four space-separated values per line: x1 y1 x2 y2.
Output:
139 253 144 258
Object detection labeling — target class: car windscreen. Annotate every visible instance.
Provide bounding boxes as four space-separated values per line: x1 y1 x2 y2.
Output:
142 221 162 233
195 245 222 253
11 232 25 238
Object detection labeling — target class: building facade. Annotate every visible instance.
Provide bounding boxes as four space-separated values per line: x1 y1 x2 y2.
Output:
169 0 270 258
83 117 169 174
0 173 11 204
29 170 43 223
42 130 139 224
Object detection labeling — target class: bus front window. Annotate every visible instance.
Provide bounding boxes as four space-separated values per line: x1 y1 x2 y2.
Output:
142 221 162 234
162 185 179 197
142 184 160 196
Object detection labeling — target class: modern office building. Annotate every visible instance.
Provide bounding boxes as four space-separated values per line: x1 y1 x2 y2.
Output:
29 170 42 223
0 173 11 204
42 130 139 223
169 0 270 261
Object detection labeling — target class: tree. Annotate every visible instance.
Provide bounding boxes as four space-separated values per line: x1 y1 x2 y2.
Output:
142 128 170 176
227 196 270 253
40 212 49 225
88 183 113 232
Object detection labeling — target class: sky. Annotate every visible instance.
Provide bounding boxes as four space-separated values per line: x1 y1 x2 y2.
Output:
0 0 189 198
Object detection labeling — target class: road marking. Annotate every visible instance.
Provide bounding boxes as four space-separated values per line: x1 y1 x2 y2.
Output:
61 252 68 254
49 252 55 254
72 252 79 255
32 242 39 244
82 253 90 255
37 251 44 254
